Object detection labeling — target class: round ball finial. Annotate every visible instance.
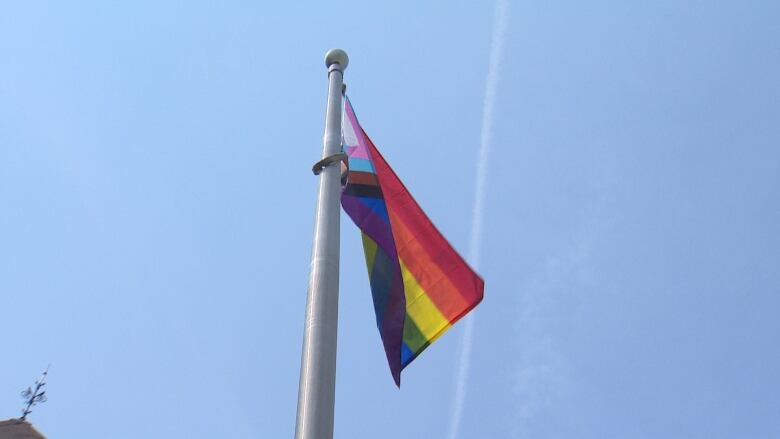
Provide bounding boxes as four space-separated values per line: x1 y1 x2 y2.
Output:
325 49 349 70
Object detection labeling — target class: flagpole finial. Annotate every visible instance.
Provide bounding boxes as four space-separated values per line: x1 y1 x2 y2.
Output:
325 49 348 71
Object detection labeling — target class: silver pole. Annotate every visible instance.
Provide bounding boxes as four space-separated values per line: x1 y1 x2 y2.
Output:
294 49 348 439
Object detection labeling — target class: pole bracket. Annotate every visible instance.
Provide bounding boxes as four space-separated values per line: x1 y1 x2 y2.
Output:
312 152 347 175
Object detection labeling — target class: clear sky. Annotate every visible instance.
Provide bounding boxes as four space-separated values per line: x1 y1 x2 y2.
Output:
2 1 779 438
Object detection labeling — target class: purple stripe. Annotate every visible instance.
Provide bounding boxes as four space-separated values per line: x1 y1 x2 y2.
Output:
342 191 406 386
380 274 405 386
341 195 399 262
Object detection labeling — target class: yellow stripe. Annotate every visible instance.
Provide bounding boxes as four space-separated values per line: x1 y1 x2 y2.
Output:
400 260 451 342
361 233 378 273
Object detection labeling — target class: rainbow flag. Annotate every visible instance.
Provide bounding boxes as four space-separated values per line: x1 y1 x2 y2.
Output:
340 97 484 386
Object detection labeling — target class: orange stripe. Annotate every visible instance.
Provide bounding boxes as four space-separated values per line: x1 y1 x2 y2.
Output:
387 207 475 322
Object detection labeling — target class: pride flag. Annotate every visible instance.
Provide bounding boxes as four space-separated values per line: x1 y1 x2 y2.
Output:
340 97 484 386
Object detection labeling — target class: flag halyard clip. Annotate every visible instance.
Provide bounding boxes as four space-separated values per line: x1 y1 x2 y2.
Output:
312 152 347 175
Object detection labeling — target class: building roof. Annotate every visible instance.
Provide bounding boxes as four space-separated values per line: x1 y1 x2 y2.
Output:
0 419 46 439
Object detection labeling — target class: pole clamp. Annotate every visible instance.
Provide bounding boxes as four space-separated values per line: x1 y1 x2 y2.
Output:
312 152 348 175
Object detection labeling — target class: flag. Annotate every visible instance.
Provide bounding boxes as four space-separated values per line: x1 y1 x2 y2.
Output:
340 97 484 386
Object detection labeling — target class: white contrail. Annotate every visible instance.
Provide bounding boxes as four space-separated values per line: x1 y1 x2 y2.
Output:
448 1 509 438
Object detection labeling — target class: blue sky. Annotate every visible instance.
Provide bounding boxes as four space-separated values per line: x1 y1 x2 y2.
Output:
2 1 779 438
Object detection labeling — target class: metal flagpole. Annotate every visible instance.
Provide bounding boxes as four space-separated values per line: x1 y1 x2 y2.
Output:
294 48 348 439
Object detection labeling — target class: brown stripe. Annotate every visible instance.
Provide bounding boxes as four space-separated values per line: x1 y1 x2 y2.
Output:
348 171 379 186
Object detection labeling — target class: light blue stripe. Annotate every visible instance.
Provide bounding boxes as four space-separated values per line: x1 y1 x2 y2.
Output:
349 157 375 173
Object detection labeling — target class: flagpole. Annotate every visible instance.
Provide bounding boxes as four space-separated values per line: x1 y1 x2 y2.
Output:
294 48 348 439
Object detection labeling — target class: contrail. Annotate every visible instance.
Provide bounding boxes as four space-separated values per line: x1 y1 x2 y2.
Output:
448 1 509 438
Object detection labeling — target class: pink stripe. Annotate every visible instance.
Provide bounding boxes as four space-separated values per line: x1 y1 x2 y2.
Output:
348 143 370 159
345 99 372 159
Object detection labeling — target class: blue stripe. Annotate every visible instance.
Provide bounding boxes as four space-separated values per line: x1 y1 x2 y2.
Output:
368 246 396 331
358 197 390 223
401 343 414 367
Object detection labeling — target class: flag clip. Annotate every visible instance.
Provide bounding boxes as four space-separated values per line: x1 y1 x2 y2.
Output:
312 152 348 175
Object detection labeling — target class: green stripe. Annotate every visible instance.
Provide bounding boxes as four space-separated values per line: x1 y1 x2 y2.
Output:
402 316 429 354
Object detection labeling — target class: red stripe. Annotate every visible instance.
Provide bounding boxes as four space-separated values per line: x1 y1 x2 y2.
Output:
365 130 484 320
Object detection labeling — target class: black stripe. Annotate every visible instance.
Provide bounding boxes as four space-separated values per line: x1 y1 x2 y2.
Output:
345 183 383 199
